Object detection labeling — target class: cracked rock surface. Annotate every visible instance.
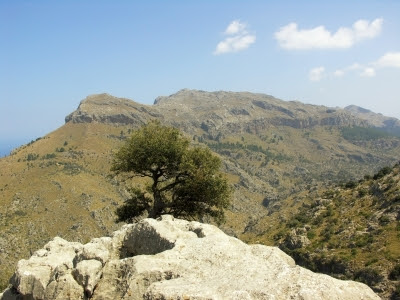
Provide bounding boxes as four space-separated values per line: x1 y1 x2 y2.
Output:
1 215 379 299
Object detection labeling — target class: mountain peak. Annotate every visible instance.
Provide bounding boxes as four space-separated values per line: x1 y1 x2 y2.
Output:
65 93 157 125
345 105 400 129
345 105 373 114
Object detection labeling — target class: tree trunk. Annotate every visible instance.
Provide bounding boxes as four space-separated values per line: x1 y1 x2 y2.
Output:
149 173 163 218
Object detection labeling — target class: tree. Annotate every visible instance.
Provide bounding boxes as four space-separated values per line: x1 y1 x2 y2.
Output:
111 121 231 224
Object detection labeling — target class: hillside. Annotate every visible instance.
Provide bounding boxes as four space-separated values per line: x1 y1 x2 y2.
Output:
242 163 400 299
1 90 400 296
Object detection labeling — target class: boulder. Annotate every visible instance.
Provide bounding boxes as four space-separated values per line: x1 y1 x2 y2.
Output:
283 228 312 250
1 215 379 299
73 259 103 297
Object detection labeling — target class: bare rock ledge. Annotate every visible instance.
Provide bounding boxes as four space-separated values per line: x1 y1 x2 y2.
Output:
1 215 379 299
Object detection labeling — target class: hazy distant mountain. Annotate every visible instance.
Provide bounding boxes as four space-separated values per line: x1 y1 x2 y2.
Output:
1 89 399 297
345 105 400 136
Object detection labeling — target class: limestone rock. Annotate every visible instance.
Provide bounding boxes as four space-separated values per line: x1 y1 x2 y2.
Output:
73 259 103 297
283 228 312 250
1 215 379 300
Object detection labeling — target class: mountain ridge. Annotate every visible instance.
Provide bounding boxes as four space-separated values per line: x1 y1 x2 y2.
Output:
345 104 400 132
66 90 400 133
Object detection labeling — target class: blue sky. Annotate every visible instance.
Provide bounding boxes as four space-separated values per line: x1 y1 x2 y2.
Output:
1 0 400 152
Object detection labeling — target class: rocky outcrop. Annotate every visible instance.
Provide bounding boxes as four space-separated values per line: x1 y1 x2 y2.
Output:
65 93 161 125
1 216 379 300
283 228 312 250
66 90 371 131
345 105 400 132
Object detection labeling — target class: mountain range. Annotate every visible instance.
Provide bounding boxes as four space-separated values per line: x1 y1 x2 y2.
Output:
1 89 399 297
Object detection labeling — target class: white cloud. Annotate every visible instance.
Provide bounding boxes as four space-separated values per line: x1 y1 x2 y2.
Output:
375 52 400 68
332 52 400 78
225 20 246 35
309 67 325 81
275 18 383 50
361 67 376 77
333 70 345 77
214 20 256 55
334 63 362 77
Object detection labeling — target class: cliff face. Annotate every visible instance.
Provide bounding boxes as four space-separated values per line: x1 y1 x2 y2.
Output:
66 90 370 133
1 215 379 300
65 93 161 125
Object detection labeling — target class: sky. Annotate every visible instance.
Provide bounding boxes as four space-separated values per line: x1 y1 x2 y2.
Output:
1 0 400 154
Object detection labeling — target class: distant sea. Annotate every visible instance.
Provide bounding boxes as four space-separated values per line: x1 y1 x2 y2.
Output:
0 140 28 157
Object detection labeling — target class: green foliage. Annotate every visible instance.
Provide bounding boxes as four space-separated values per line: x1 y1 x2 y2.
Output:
307 230 316 240
61 162 82 175
392 284 400 300
364 174 372 180
389 264 400 280
27 137 42 146
341 126 391 141
373 166 392 180
14 210 27 217
112 121 231 224
354 234 374 248
344 180 357 189
26 153 39 161
358 188 368 197
115 188 151 222
42 153 56 159
286 249 349 276
379 215 391 226
207 141 291 163
354 268 384 286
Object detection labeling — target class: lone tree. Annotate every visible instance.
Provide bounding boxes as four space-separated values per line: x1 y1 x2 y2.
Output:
111 121 231 224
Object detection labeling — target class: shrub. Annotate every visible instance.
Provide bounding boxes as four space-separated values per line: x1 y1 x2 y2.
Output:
358 189 368 197
373 166 392 180
379 215 391 226
26 153 39 161
389 264 400 280
354 268 383 286
345 180 357 189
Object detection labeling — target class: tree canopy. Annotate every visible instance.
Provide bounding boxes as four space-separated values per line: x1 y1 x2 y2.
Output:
111 121 231 224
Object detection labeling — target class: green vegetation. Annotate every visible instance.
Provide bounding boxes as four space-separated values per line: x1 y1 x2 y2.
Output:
389 264 400 280
354 268 384 286
112 122 231 224
373 166 392 180
341 126 391 141
240 161 400 297
27 137 42 146
41 153 56 159
207 141 291 162
26 153 39 161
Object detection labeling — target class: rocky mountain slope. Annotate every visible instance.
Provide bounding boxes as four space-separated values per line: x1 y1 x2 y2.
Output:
345 105 400 136
243 162 400 299
1 215 379 299
1 89 400 296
